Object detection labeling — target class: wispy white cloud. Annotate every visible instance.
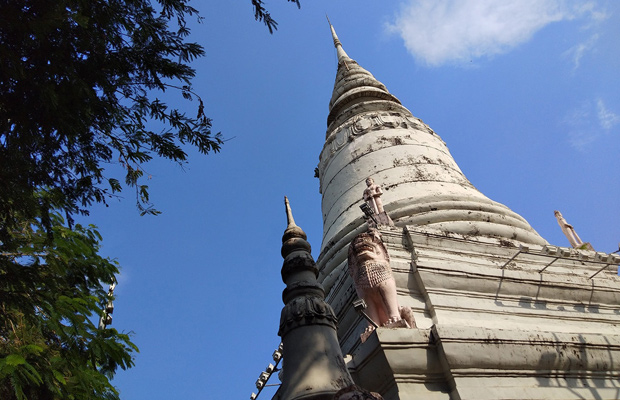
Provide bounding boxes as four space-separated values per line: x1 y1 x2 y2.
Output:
563 33 599 70
597 99 620 130
563 98 619 150
574 1 610 28
388 0 604 66
559 3 608 70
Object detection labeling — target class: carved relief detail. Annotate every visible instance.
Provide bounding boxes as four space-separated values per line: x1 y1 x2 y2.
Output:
325 111 435 155
318 111 438 179
334 384 385 400
278 296 338 336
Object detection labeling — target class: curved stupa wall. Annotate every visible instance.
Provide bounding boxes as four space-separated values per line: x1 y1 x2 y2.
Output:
317 26 546 283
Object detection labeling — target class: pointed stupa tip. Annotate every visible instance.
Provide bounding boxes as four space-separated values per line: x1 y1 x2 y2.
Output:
281 196 309 257
282 196 306 244
284 196 297 228
326 15 349 60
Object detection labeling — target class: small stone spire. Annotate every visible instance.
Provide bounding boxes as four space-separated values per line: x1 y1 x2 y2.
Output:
554 210 594 250
284 196 305 230
278 197 354 400
281 196 309 258
284 196 296 228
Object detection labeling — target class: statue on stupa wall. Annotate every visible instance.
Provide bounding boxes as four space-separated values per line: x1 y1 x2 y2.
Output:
362 177 393 227
363 178 384 215
348 178 416 342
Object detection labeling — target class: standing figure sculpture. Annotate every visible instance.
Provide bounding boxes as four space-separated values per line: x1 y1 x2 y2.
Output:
362 178 393 227
554 210 594 250
348 229 415 342
363 178 384 214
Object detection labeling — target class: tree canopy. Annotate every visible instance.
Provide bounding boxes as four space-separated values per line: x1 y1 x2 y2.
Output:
0 0 301 230
0 211 137 400
0 0 301 398
0 0 221 229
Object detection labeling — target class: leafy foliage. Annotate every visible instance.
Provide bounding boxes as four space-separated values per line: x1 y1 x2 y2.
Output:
0 0 222 229
252 0 301 33
0 0 302 231
0 1 301 398
0 211 138 400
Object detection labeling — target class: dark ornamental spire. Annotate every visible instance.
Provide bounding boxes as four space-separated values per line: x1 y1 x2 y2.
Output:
277 197 354 400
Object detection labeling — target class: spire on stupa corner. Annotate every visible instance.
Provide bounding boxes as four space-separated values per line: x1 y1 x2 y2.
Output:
277 197 354 400
326 19 405 130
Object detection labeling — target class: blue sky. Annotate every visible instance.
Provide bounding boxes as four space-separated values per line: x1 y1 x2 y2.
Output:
83 1 619 398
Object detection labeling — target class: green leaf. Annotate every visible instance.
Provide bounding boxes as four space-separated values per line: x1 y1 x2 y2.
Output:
53 369 67 385
4 354 26 367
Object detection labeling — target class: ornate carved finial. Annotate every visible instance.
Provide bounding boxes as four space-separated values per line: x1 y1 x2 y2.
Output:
362 178 394 227
347 229 415 342
554 210 594 251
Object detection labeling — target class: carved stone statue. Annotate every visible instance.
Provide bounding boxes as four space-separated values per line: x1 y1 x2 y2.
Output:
362 178 393 227
348 229 415 342
363 178 384 214
554 210 594 250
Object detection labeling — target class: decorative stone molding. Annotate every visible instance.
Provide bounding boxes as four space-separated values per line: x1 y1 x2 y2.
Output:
281 252 319 282
320 111 436 172
281 280 325 305
333 384 384 400
278 295 338 337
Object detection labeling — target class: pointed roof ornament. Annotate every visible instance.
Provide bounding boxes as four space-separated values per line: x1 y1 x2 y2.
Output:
281 196 309 258
326 15 350 61
284 196 297 228
325 21 405 130
554 210 594 250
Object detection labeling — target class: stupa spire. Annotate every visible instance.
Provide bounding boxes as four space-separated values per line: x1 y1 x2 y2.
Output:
325 20 404 130
327 16 350 61
317 27 547 287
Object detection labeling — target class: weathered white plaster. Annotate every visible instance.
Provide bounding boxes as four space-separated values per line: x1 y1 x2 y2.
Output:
277 24 620 400
324 226 620 399
317 48 547 289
